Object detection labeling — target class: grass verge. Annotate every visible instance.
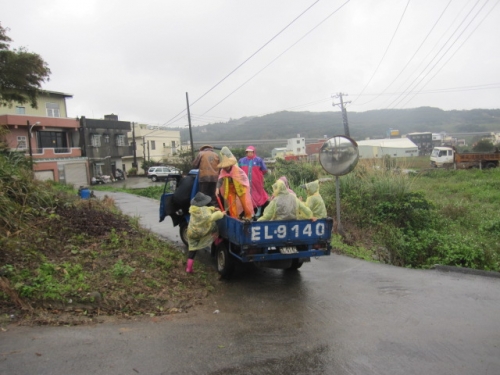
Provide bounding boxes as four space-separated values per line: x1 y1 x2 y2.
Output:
0 194 218 326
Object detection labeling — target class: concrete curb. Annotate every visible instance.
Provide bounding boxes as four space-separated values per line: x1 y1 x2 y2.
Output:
432 265 500 279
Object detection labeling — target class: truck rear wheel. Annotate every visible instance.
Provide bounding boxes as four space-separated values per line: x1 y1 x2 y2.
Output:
288 258 304 270
179 220 188 247
485 162 496 169
216 241 235 278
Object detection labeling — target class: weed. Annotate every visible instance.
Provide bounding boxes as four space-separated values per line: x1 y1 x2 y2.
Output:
111 260 135 278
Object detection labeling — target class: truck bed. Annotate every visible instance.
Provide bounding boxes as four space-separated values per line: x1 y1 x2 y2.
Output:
455 152 500 163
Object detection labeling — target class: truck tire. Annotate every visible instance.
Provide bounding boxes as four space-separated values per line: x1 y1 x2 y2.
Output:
288 258 304 270
485 162 496 169
216 241 235 278
179 220 188 247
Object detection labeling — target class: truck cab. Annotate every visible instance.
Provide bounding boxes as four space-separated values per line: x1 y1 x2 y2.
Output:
430 147 454 168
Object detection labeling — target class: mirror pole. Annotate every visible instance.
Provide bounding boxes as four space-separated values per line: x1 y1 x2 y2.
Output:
335 176 344 235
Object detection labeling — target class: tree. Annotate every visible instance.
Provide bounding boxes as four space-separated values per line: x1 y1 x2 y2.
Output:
0 23 51 108
472 139 495 152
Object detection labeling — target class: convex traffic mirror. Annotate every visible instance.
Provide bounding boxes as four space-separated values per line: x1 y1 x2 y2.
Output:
319 135 359 176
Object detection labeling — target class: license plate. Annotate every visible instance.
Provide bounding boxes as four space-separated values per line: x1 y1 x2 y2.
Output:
279 246 298 254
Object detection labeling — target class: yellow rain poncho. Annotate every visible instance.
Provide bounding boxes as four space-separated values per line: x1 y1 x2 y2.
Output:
187 206 224 251
258 180 313 221
304 180 327 219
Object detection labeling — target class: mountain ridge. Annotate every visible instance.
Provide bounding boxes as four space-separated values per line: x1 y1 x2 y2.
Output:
176 107 500 145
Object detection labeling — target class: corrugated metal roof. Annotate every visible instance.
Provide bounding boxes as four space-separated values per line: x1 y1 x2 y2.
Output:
357 138 417 148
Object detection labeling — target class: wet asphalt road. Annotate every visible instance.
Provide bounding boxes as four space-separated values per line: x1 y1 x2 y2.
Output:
1 178 499 375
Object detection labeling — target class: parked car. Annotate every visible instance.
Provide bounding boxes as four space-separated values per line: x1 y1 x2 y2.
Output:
147 166 182 182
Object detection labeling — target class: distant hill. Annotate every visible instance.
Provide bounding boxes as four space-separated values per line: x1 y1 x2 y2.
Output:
175 107 500 154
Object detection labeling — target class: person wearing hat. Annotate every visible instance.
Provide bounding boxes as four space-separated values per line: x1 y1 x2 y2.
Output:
238 145 268 217
192 145 220 205
216 147 254 220
258 179 316 222
185 192 225 273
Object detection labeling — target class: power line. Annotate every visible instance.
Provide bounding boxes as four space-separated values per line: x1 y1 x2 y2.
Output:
352 0 411 104
161 0 321 127
386 0 485 109
354 0 453 108
399 0 500 108
381 0 472 108
235 82 500 121
200 0 351 116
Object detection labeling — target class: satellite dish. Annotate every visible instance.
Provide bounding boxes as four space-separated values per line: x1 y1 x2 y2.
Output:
319 136 359 176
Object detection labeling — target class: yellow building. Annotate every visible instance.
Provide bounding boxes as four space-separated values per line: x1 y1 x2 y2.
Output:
124 124 181 172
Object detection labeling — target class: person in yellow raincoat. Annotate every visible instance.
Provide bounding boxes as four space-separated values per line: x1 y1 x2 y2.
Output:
186 192 225 273
301 180 327 219
258 179 316 221
215 147 254 220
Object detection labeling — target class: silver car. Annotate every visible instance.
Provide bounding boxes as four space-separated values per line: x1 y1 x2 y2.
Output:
147 166 181 182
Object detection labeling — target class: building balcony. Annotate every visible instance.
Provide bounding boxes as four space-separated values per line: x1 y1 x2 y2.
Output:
0 114 80 129
22 147 82 158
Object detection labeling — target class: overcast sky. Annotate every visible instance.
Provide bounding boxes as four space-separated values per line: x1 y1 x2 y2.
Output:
2 0 499 127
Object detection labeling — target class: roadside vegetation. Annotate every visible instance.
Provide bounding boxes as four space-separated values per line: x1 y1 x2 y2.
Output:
268 157 500 272
0 135 217 326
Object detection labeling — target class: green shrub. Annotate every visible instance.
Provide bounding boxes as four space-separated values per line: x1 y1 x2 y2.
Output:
112 260 135 278
264 159 322 193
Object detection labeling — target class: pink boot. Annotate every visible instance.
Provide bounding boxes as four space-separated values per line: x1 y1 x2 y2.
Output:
186 259 194 273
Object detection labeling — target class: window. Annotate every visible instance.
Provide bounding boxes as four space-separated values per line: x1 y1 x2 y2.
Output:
16 106 26 114
17 136 27 149
91 134 101 147
150 140 156 150
39 131 68 150
46 103 60 117
116 134 126 147
103 134 110 144
296 140 300 144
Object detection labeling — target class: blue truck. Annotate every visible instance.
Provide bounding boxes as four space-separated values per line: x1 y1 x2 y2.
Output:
160 170 333 277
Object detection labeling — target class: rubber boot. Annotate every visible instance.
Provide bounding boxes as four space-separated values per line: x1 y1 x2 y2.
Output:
186 259 194 273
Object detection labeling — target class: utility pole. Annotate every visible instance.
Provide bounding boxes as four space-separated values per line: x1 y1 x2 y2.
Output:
27 120 33 164
333 93 351 137
132 122 137 168
142 136 146 170
26 120 40 171
186 92 195 160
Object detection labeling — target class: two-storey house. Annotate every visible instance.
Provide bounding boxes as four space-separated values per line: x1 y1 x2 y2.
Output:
80 114 132 180
0 90 89 186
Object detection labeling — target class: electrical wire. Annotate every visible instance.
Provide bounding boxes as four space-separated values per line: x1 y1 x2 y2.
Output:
386 0 485 109
354 0 453 108
161 0 321 127
262 82 500 116
399 0 500 108
381 0 471 107
352 0 411 104
200 0 351 116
